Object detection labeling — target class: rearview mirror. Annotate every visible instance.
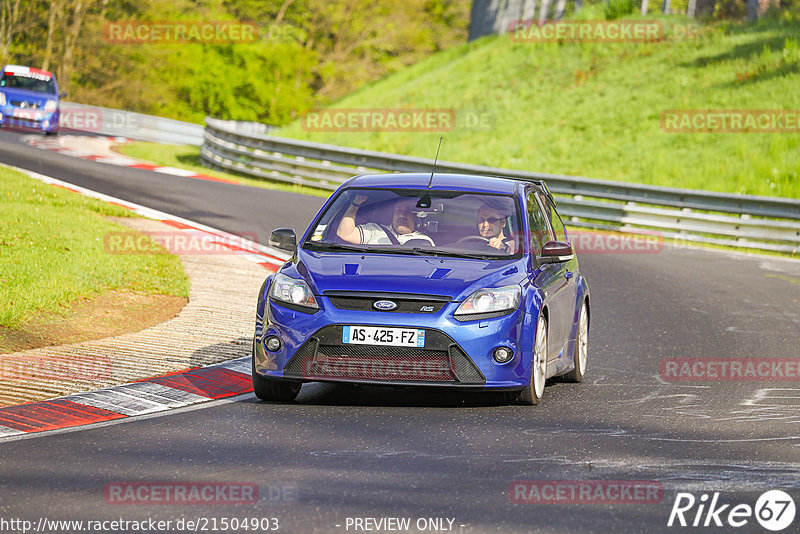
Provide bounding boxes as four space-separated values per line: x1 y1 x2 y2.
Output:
538 241 574 264
269 228 297 252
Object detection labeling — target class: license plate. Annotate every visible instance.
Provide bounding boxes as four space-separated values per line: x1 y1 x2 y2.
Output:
13 109 36 119
342 326 425 347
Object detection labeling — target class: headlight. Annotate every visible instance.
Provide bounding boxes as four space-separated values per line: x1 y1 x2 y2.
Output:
454 284 521 316
0 92 6 106
269 273 318 309
43 100 57 112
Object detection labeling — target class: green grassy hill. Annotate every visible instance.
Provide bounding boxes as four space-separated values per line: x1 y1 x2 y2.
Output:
277 13 800 199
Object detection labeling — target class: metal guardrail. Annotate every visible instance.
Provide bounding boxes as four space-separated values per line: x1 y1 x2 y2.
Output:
202 117 800 254
61 101 204 145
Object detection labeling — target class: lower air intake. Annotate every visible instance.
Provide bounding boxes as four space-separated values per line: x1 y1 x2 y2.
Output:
283 326 484 384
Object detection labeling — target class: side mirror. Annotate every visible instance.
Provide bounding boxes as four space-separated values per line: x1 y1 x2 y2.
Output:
269 228 296 252
538 240 574 264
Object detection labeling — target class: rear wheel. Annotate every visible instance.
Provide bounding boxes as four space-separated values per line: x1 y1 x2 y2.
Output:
252 338 301 402
519 314 547 405
564 301 588 383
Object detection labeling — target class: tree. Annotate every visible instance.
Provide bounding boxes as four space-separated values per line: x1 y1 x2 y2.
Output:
539 0 552 24
555 0 568 19
747 0 760 20
42 0 62 71
0 0 24 62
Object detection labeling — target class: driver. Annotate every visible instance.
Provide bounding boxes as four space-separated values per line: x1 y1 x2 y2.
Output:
477 203 516 254
337 195 435 246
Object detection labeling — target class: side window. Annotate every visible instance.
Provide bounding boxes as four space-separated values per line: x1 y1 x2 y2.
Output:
526 191 551 254
543 195 568 243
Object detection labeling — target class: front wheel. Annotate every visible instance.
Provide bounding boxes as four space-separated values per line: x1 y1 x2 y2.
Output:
252 339 301 402
519 314 547 405
563 301 588 383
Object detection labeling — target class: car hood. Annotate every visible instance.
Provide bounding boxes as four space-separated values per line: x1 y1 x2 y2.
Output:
293 249 526 301
0 87 56 106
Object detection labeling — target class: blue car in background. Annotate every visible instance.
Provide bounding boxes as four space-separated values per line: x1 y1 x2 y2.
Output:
254 173 590 405
0 65 62 135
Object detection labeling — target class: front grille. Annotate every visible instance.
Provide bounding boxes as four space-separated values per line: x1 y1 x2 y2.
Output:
10 101 39 109
327 296 447 313
324 291 450 314
307 346 452 381
283 325 484 384
4 117 45 126
448 345 485 382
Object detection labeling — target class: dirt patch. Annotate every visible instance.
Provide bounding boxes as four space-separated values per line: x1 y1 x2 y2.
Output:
0 291 187 354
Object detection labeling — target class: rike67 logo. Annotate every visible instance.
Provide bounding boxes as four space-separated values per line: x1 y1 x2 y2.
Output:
668 490 796 531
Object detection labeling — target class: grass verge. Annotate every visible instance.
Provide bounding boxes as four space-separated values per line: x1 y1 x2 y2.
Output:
275 14 800 199
0 166 189 330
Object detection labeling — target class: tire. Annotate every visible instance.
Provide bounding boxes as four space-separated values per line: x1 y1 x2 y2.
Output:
519 314 547 405
252 338 301 402
500 390 520 405
564 301 589 383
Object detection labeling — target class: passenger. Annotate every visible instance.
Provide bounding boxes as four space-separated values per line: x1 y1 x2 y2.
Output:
337 195 435 246
477 203 516 253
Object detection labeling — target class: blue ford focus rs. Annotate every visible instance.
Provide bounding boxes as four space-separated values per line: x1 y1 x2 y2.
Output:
253 173 590 405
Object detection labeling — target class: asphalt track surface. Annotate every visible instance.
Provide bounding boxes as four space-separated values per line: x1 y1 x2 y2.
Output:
1 129 800 533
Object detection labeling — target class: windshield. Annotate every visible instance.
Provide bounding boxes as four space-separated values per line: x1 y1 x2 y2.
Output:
305 188 523 259
1 73 57 95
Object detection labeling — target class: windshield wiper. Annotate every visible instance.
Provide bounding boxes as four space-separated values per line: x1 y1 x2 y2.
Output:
426 250 501 260
305 242 371 253
368 247 502 260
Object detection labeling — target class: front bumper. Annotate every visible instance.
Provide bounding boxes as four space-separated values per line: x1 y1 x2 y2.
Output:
254 294 535 390
0 108 59 132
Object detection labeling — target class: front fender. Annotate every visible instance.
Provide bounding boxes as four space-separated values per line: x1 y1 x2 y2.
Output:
255 274 274 339
565 274 590 348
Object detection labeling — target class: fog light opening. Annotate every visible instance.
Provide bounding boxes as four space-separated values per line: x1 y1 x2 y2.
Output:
493 346 514 363
265 336 282 352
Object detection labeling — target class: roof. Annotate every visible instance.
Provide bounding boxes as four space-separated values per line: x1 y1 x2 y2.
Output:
2 64 54 80
345 173 534 195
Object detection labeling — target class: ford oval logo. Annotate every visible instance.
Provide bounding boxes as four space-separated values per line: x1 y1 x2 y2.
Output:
373 300 398 311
